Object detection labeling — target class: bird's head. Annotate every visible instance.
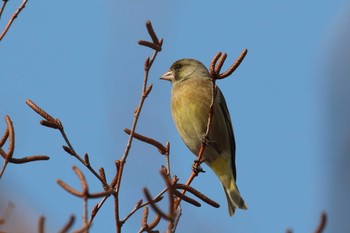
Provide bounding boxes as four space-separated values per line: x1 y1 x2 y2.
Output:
160 59 210 84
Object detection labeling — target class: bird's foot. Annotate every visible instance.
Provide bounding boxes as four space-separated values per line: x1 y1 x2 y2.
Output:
192 160 206 174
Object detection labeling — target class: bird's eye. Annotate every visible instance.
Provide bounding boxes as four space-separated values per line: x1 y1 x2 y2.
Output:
174 64 182 71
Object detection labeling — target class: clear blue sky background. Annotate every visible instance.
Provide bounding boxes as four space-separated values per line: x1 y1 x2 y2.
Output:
1 1 350 232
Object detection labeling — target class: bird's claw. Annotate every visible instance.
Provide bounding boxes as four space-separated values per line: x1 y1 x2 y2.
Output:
192 160 205 174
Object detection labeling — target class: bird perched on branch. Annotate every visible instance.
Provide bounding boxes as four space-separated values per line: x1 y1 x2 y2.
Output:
161 59 247 216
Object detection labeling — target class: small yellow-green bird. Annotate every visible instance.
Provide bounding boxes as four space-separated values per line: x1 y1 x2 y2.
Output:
161 59 247 216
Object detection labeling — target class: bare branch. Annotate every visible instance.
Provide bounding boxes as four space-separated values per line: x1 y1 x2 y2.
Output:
314 212 327 233
138 20 162 52
38 216 45 233
7 155 49 164
0 1 9 21
0 126 8 148
138 40 162 52
58 215 75 233
26 99 61 129
142 206 149 227
143 188 171 221
145 20 160 45
173 184 219 208
112 20 163 232
172 189 201 207
124 128 167 155
0 0 28 41
1 115 49 178
148 213 161 230
218 49 248 79
4 115 14 159
160 168 174 220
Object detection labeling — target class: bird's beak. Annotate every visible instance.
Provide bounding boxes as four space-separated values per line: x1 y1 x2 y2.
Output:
160 70 174 82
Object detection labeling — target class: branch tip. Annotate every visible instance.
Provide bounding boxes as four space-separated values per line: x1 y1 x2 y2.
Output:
145 20 160 45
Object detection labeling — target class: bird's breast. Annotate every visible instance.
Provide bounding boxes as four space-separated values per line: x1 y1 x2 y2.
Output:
170 79 212 153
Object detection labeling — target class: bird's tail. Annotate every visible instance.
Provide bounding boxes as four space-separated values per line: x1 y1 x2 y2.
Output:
222 179 248 216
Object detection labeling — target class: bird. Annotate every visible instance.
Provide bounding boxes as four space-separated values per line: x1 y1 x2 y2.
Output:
160 58 247 216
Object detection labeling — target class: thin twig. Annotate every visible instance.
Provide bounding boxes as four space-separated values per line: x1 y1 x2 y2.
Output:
141 206 149 230
218 49 248 79
0 0 9 21
0 0 28 41
0 149 9 178
7 155 49 164
87 196 109 226
164 143 171 176
83 197 89 233
38 216 45 233
314 212 327 233
72 166 89 231
143 187 172 221
113 20 162 232
173 184 219 208
172 189 201 207
0 115 49 178
121 190 165 225
5 115 14 159
26 99 108 187
57 166 113 202
160 168 174 222
148 213 161 230
0 127 9 148
58 215 75 233
124 128 167 154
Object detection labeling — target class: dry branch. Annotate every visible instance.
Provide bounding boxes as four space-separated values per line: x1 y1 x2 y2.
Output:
0 0 28 41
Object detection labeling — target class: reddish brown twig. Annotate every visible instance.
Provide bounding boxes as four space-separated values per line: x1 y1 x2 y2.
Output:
210 49 248 80
5 155 49 164
26 99 108 187
147 212 161 231
57 166 114 199
173 184 219 208
124 128 167 155
0 115 49 178
0 0 28 41
58 215 76 233
0 126 9 148
113 20 162 233
138 20 162 52
286 212 327 233
139 207 161 233
4 115 14 159
138 40 162 52
141 169 176 227
160 168 175 223
172 189 201 207
143 187 172 221
0 1 9 21
57 167 114 232
38 216 45 233
26 99 62 130
314 212 327 233
141 206 149 230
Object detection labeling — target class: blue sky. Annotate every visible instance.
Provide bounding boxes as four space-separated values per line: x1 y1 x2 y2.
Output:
1 0 350 232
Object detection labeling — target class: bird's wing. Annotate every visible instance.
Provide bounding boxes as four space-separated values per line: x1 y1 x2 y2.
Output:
217 88 237 180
